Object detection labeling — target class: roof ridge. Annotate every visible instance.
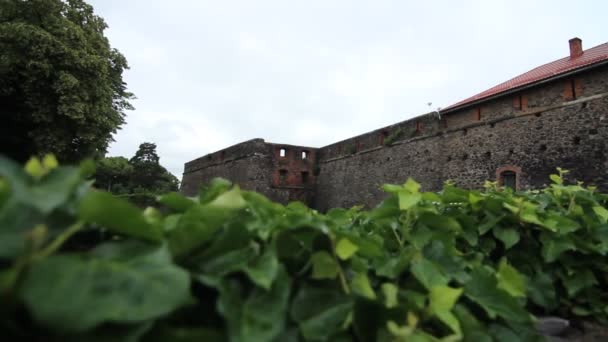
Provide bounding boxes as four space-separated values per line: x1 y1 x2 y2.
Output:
442 40 608 112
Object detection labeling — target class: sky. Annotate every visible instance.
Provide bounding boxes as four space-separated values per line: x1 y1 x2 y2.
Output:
89 0 607 178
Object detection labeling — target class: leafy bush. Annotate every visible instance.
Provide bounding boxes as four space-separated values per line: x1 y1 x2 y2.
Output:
1 156 608 341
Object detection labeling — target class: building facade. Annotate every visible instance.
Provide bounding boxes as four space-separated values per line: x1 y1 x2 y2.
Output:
181 38 608 211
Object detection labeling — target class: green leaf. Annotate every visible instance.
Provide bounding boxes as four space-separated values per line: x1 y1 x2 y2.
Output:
541 235 575 262
398 191 422 210
218 266 291 342
419 212 461 232
403 178 422 193
527 272 557 310
198 178 233 204
79 191 162 242
549 174 563 185
411 258 448 290
429 285 463 314
381 283 399 308
41 154 59 171
336 238 359 260
436 311 462 335
593 206 608 223
291 286 353 341
478 214 504 235
382 184 403 194
541 214 580 234
453 305 493 342
560 269 598 296
374 249 413 278
20 242 191 332
493 227 520 249
311 251 339 279
0 200 44 258
206 186 246 210
496 260 526 298
428 285 464 334
24 157 44 178
464 267 530 323
29 167 83 214
158 192 195 212
243 248 280 290
190 225 256 283
168 196 247 257
351 273 376 300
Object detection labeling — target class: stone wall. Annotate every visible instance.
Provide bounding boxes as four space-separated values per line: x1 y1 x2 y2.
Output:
180 139 318 205
314 65 608 211
181 139 273 196
180 64 608 211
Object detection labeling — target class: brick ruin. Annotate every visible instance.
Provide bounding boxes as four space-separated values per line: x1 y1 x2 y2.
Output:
181 38 608 211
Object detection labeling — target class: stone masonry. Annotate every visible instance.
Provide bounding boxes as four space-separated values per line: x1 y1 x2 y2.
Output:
181 38 608 211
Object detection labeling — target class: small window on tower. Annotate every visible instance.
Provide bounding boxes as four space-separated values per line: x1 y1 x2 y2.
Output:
280 148 286 157
301 151 308 159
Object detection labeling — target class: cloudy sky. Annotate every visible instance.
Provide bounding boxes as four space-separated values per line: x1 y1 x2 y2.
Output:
89 0 607 178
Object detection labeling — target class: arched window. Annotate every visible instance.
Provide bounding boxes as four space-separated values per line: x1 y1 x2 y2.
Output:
496 166 521 190
279 148 286 157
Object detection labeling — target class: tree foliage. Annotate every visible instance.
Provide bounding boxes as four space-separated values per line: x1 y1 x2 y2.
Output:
2 156 608 341
0 0 133 162
95 143 179 206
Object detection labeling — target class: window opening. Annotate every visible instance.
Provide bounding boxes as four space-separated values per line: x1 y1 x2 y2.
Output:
476 107 482 121
301 151 308 159
279 148 286 157
516 95 523 110
570 80 577 100
500 171 517 190
380 131 389 144
279 169 288 185
301 171 309 184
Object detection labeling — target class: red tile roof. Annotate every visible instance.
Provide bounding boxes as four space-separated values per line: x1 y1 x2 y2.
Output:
443 41 608 112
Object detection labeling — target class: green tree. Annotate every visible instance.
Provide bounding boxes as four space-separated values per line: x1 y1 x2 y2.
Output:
0 0 133 162
129 142 178 192
94 156 133 193
95 143 179 207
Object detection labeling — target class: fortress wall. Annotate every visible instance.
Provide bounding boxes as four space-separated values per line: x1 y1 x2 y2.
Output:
180 139 274 196
314 135 444 211
318 113 441 162
180 65 608 210
181 139 319 205
314 65 608 211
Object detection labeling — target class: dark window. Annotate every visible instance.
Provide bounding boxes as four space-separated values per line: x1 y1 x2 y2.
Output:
280 148 286 157
380 131 389 144
501 171 517 190
514 95 523 110
570 80 577 100
279 169 288 185
301 151 308 159
476 107 482 121
301 171 309 184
